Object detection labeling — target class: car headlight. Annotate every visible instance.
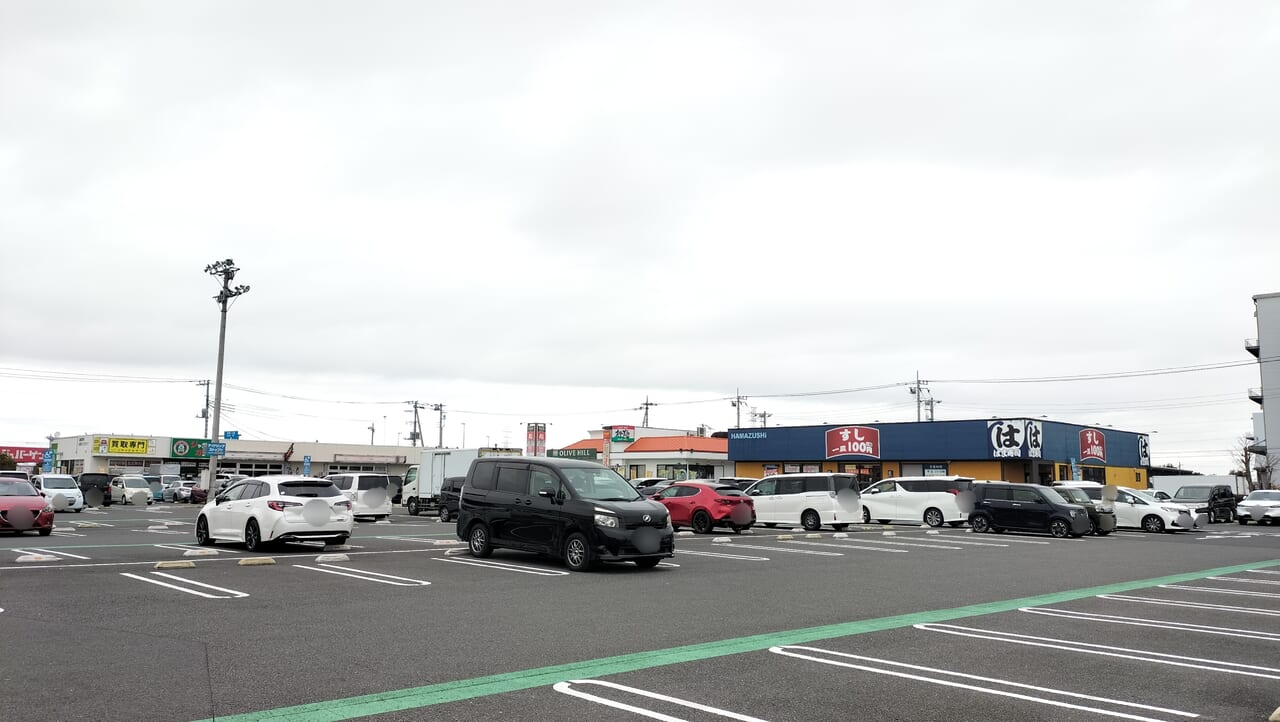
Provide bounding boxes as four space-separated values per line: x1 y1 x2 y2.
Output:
594 513 619 529
41 502 54 513
1161 506 1184 513
1068 509 1080 518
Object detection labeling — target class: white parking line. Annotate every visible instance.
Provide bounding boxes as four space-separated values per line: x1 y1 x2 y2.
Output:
1019 607 1280 641
1098 594 1280 617
714 544 842 556
1160 584 1280 599
152 544 243 554
677 550 771 561
433 557 570 576
293 563 431 587
50 531 86 537
1206 576 1280 587
119 571 249 599
15 547 91 560
780 540 913 553
554 679 770 721
817 538 965 550
915 623 1280 679
1246 569 1280 575
769 645 1196 722
891 537 1010 548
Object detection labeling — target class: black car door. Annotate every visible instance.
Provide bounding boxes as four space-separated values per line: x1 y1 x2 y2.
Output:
509 466 564 552
1013 487 1050 531
488 462 531 546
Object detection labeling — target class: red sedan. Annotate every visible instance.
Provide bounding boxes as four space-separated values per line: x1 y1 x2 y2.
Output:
654 481 755 534
0 479 55 536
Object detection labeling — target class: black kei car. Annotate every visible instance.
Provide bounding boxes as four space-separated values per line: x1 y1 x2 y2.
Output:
968 482 1091 538
456 457 674 571
438 476 465 523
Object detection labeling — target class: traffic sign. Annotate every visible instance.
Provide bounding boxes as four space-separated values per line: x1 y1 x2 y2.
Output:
302 455 311 476
206 442 227 457
41 449 54 472
223 431 240 440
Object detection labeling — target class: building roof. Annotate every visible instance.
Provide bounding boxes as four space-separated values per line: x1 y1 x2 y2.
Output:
624 436 728 454
560 439 604 452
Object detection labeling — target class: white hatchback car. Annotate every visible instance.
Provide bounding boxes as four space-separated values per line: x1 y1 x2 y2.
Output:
111 475 154 505
195 476 354 551
325 473 393 520
860 476 975 527
33 474 85 512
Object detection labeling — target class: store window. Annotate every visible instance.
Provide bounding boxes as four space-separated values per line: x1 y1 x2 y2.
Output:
1081 466 1107 483
328 464 386 473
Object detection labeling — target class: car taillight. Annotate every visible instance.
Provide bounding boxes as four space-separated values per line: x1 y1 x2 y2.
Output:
267 500 302 512
335 500 352 511
716 498 736 505
946 489 960 495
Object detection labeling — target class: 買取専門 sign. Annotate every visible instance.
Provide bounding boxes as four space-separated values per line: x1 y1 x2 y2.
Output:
170 438 212 458
96 437 154 455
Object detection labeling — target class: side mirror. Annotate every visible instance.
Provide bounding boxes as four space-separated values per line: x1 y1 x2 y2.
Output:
215 495 227 505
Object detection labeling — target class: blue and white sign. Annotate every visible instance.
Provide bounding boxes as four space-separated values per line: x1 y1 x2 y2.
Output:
223 431 240 440
302 455 311 476
41 449 54 472
206 442 227 457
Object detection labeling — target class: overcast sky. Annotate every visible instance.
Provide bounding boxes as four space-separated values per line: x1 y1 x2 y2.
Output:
2 1 1277 473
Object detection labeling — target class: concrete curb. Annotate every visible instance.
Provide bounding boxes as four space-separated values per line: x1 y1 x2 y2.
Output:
712 537 732 543
238 557 276 566
155 560 196 570
184 549 218 557
16 554 57 563
776 534 794 540
316 554 349 563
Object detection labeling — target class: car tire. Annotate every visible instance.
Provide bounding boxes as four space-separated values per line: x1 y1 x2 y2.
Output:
468 523 492 558
1096 529 1112 536
1142 514 1166 534
923 508 944 528
564 532 593 572
1087 518 1098 535
801 510 822 531
691 510 713 534
439 506 451 523
832 524 848 531
196 516 215 546
1238 518 1248 525
244 520 267 552
861 508 871 523
633 557 662 569
971 514 991 533
407 498 420 516
38 527 52 536
1050 519 1071 538
948 521 964 528
734 524 752 533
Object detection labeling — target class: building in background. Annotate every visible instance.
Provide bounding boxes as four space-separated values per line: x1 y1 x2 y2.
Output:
552 425 730 480
728 419 1151 488
1248 292 1280 487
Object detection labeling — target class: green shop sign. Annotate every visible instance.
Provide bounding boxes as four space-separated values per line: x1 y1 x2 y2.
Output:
170 438 213 458
549 448 598 460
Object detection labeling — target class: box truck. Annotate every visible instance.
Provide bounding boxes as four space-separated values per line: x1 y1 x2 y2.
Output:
402 447 522 516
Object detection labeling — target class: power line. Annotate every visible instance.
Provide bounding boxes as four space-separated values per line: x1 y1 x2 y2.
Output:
931 357 1276 385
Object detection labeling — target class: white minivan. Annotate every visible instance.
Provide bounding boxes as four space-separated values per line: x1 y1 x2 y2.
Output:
744 473 861 531
860 476 974 527
325 473 393 520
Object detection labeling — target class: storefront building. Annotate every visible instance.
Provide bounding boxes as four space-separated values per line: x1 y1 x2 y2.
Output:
554 425 730 480
729 418 1151 488
48 434 414 479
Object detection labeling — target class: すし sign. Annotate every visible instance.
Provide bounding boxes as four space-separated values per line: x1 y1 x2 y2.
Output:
825 426 880 459
1079 429 1106 462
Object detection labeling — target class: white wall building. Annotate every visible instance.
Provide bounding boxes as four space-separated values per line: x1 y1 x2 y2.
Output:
1249 292 1280 487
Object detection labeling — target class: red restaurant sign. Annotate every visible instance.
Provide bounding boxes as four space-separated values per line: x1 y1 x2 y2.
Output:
825 426 880 459
1079 428 1107 462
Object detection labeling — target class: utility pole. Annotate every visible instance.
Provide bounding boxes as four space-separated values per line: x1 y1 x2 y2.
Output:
461 422 467 448
430 403 445 447
752 409 772 427
367 422 376 446
406 401 425 446
924 397 941 422
640 396 656 427
908 371 930 423
196 380 211 437
204 259 250 487
730 389 748 428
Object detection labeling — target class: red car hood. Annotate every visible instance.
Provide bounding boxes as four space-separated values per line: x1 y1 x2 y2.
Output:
0 496 48 512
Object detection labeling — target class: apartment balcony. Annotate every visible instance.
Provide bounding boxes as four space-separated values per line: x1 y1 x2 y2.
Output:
1246 338 1260 358
1248 387 1264 406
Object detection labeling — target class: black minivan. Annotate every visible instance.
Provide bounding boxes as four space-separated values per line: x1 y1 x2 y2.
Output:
76 472 112 507
969 482 1091 538
456 457 674 571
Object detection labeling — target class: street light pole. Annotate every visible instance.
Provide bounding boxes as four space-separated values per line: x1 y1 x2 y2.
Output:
205 259 250 489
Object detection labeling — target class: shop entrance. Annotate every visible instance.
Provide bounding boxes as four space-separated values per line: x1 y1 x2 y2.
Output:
839 463 882 489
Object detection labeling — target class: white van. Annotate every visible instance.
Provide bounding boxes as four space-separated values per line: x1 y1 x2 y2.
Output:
325 473 393 520
860 476 975 527
744 473 860 531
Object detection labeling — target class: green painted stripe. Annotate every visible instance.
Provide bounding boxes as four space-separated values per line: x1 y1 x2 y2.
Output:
199 558 1280 722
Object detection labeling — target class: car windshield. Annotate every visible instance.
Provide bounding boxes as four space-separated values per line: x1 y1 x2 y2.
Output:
713 486 746 496
562 468 642 502
278 481 341 498
0 480 39 496
1246 491 1280 502
41 478 77 489
1054 487 1090 504
1040 488 1070 504
123 478 149 488
1172 486 1212 500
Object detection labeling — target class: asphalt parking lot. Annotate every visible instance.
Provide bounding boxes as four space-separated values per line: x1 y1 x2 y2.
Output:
2 503 1279 721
